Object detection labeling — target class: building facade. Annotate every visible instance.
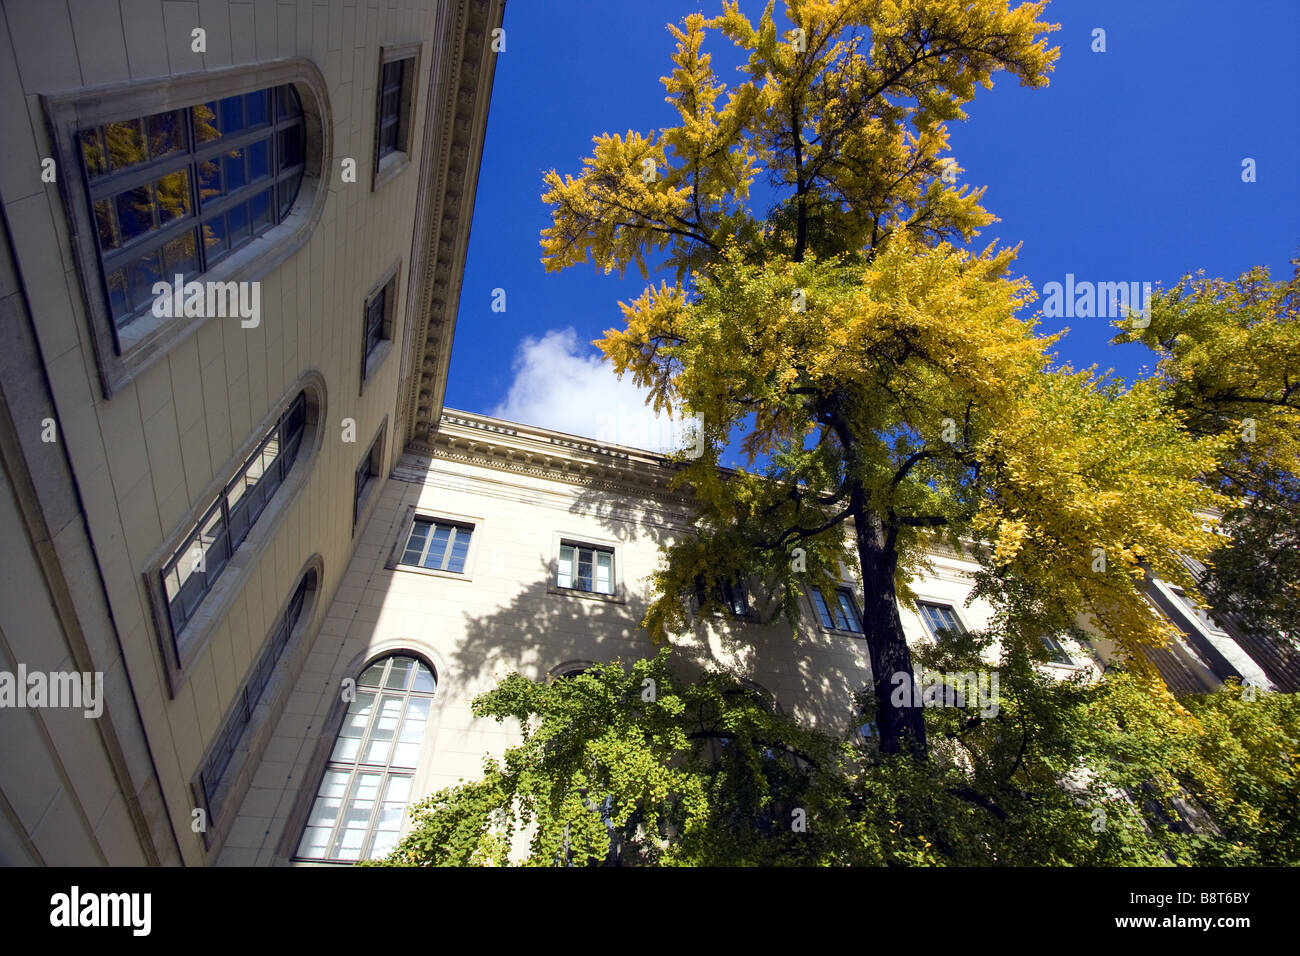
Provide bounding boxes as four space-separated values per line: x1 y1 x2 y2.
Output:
0 0 504 865
0 0 1285 868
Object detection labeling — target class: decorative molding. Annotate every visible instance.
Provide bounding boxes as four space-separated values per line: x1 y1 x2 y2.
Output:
399 0 506 452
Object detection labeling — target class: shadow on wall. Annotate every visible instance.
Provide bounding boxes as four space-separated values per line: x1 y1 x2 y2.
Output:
443 549 874 739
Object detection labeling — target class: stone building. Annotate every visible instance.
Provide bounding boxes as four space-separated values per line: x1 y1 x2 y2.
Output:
0 0 1283 867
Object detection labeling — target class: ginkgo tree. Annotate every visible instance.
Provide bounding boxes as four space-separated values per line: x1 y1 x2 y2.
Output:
1114 261 1300 654
540 0 1227 756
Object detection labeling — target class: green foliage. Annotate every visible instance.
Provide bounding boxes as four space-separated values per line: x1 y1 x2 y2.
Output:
370 645 1300 866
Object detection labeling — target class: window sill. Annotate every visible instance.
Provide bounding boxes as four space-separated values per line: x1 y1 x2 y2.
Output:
372 150 411 191
548 583 625 605
391 562 473 583
360 338 394 395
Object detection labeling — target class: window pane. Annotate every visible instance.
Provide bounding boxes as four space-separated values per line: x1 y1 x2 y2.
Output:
402 520 429 566
362 696 403 763
115 185 155 243
810 591 834 629
219 95 245 135
247 138 271 181
93 199 119 251
198 158 222 208
384 659 413 691
557 544 573 588
124 248 162 314
153 166 191 223
279 125 304 170
357 662 384 687
250 188 273 231
227 200 251 248
162 230 199 279
245 89 270 127
203 214 229 261
194 102 221 143
275 84 301 120
576 549 593 591
104 119 148 172
146 110 184 160
446 528 470 574
423 525 450 570
80 129 107 178
330 691 375 762
224 148 247 191
411 662 436 694
837 591 862 632
105 270 129 323
595 550 612 594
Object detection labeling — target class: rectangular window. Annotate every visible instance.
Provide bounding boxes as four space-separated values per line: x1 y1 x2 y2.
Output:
811 587 862 633
352 426 385 529
376 59 407 161
364 284 387 359
1040 634 1073 666
360 268 398 388
557 543 614 595
695 576 751 617
917 602 965 641
400 519 473 573
198 572 310 820
160 392 306 648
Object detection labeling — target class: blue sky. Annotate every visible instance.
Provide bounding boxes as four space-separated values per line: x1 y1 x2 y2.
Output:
445 0 1300 457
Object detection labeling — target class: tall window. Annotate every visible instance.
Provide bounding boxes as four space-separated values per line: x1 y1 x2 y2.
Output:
695 576 750 617
296 655 434 863
400 519 472 573
353 427 385 528
557 542 614 595
364 283 387 359
297 656 436 862
810 587 863 633
198 570 312 819
77 86 306 337
917 602 965 641
160 392 307 646
376 59 409 161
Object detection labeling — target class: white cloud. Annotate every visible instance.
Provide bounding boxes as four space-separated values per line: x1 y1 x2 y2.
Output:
490 327 698 453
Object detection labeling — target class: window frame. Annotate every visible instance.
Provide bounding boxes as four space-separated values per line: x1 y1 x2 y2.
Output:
371 43 422 191
915 600 967 643
352 417 388 534
77 88 306 342
193 564 317 833
293 654 438 864
144 372 326 694
808 585 864 635
694 575 753 619
359 262 400 392
158 391 307 645
41 59 331 398
388 508 482 581
548 532 625 603
1040 633 1075 667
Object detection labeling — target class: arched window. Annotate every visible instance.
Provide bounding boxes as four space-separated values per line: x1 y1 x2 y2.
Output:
76 85 306 338
296 655 437 862
43 59 330 396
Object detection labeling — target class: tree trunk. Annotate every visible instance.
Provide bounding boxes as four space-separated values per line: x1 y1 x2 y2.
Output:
850 491 928 757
